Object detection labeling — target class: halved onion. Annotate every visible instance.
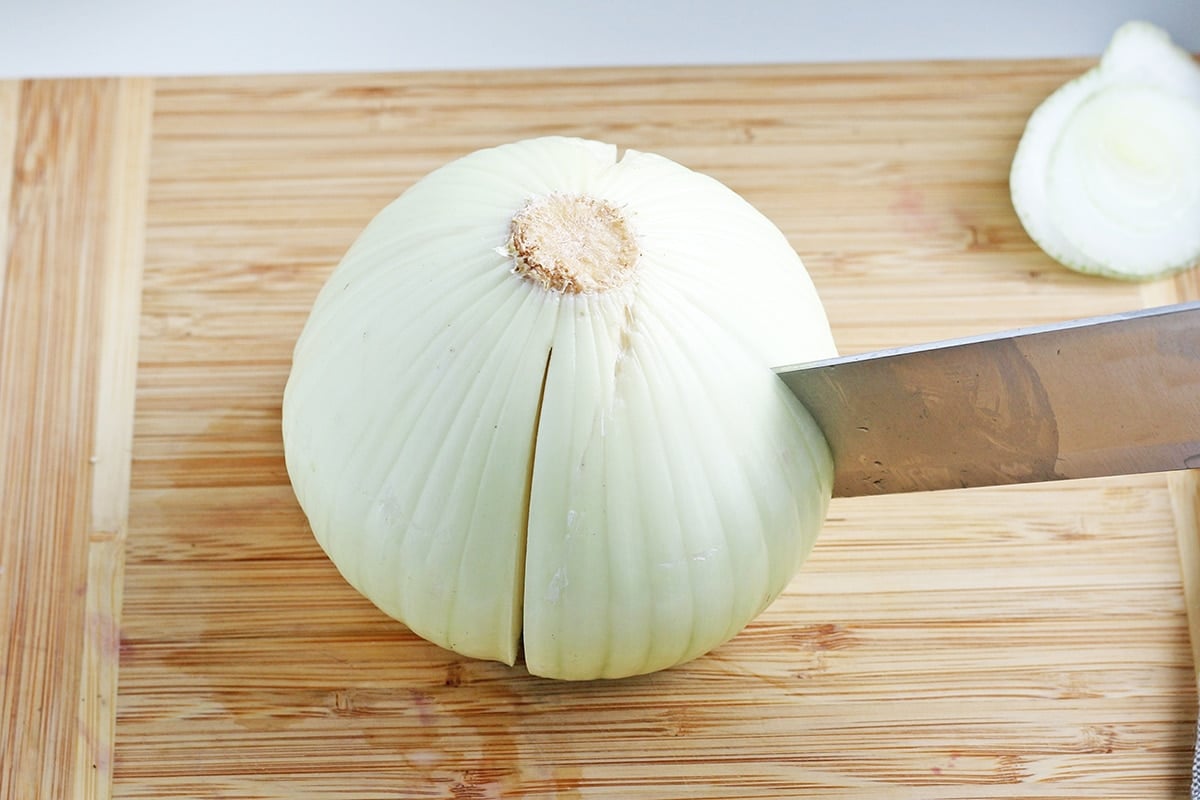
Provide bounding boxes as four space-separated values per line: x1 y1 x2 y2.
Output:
1010 21 1200 280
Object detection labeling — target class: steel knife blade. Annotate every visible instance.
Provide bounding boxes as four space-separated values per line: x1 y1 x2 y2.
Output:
775 302 1200 497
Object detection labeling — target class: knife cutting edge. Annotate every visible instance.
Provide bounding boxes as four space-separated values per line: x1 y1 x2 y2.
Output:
775 302 1200 497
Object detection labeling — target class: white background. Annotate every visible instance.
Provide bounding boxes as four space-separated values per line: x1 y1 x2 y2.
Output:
0 0 1197 79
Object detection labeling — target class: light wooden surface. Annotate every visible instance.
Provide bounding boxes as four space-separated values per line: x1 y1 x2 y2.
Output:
1 59 1197 798
0 79 153 799
1152 268 1200 682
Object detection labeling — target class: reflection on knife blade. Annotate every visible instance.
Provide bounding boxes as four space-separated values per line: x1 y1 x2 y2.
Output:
775 302 1200 497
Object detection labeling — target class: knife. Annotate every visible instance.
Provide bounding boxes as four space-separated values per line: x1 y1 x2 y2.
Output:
775 301 1200 497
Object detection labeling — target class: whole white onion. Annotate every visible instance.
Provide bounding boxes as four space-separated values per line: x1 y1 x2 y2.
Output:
283 136 835 680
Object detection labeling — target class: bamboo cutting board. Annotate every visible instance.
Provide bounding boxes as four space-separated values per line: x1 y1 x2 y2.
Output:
2 58 1199 799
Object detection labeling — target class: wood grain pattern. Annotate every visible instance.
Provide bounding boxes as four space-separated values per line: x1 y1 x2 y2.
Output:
112 61 1196 799
1146 264 1200 690
0 79 152 799
0 81 18 309
1169 472 1200 687
0 58 1196 799
73 79 155 800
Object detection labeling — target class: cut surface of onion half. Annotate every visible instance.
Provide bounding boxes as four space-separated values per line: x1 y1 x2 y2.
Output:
1010 21 1200 280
